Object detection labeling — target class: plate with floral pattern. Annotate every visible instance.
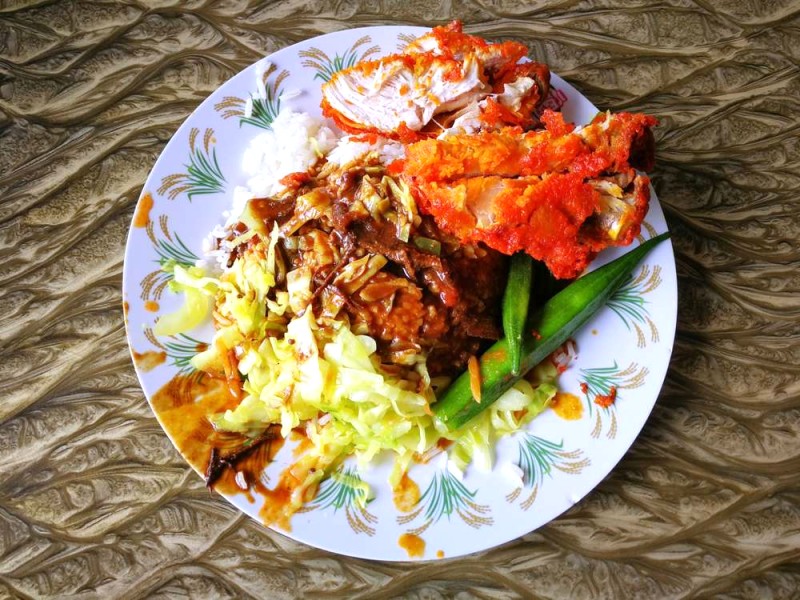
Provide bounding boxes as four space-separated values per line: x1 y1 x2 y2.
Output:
122 26 677 561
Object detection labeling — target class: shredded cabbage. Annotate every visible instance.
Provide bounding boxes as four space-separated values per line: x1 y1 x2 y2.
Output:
157 225 559 503
447 379 557 475
153 263 218 336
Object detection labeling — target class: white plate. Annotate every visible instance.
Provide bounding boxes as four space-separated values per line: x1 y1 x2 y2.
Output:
122 26 677 561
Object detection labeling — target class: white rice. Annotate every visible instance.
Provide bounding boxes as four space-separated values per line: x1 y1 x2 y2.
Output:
240 110 339 203
326 135 405 167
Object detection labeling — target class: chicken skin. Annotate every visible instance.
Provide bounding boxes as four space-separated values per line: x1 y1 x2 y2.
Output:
400 110 657 279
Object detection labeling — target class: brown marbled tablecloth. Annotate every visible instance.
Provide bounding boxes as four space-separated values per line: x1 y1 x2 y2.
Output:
2 1 799 598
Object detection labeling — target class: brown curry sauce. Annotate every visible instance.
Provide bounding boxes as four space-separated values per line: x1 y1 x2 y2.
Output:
151 374 335 531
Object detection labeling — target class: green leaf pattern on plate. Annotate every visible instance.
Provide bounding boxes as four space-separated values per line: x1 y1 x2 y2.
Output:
506 435 589 510
162 334 208 376
580 362 649 439
139 215 199 302
608 263 662 348
306 466 377 535
398 470 492 535
300 35 381 82
158 128 226 200
214 63 289 130
142 328 206 381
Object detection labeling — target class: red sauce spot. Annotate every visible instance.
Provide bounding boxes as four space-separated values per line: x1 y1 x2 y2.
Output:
257 456 320 531
397 122 423 144
541 109 576 137
150 375 242 472
133 192 154 228
393 472 421 512
278 171 311 189
550 392 583 420
594 386 617 408
292 431 314 457
132 350 166 372
437 438 453 451
144 300 159 312
399 533 425 558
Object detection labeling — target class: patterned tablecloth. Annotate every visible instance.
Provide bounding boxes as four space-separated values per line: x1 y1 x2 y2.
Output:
2 2 798 598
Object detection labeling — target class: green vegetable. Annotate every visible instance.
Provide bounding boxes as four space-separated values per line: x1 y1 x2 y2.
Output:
153 286 209 337
156 226 562 493
153 264 218 337
502 252 534 376
412 235 442 256
433 232 670 430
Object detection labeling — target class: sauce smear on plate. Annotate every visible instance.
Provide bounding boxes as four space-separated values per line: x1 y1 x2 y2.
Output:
398 533 426 558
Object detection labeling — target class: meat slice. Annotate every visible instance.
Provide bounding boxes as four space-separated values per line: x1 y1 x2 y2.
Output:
404 22 550 131
411 172 650 280
404 20 528 77
321 52 488 139
401 110 657 279
320 21 550 139
405 110 656 180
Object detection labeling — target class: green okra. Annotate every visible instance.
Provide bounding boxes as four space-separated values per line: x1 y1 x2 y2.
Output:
433 232 670 430
502 252 534 376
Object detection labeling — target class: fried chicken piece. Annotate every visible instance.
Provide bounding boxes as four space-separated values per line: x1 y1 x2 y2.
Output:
404 20 527 77
320 21 550 140
321 50 488 140
401 110 657 279
403 22 550 132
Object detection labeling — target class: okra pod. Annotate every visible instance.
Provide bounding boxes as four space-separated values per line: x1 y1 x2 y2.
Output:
502 253 534 376
432 232 670 430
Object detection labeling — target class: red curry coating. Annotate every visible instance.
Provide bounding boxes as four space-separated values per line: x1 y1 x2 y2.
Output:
401 110 657 279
